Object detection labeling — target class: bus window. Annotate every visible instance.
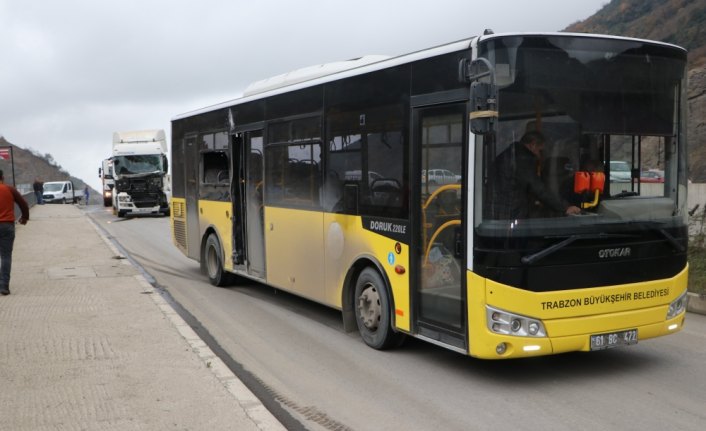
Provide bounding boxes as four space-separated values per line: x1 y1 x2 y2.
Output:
265 116 322 209
201 151 229 184
365 131 405 216
325 104 407 218
326 132 361 213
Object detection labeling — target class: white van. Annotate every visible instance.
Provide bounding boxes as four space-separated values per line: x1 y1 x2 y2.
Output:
42 181 77 204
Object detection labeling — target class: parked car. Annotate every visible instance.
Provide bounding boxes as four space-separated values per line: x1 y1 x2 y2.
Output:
640 171 665 183
422 169 461 185
609 160 632 182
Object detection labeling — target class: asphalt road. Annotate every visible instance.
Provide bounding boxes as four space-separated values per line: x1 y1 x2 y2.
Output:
88 206 706 431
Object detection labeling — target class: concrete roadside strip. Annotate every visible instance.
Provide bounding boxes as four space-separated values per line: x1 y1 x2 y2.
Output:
0 204 285 430
687 292 706 315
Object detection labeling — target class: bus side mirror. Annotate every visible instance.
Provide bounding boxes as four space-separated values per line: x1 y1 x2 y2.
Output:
460 57 497 135
470 82 497 135
163 154 169 173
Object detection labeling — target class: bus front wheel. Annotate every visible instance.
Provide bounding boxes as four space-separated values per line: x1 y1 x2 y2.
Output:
205 234 233 287
354 268 404 350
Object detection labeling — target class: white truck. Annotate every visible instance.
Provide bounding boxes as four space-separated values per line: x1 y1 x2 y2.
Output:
98 158 115 207
42 180 78 204
111 129 170 217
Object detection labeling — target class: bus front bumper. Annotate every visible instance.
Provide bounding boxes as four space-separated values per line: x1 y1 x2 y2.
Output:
472 310 686 359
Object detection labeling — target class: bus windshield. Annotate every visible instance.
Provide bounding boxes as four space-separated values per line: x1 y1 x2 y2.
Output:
476 35 687 237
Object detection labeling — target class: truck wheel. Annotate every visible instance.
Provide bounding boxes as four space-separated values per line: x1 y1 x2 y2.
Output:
204 234 234 287
62 198 67 204
354 267 405 350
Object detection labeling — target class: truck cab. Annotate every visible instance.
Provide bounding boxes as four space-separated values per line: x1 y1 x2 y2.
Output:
111 129 170 217
98 159 115 207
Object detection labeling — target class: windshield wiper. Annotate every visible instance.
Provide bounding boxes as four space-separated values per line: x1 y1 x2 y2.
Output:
657 228 686 253
521 223 685 265
621 221 686 253
521 233 638 265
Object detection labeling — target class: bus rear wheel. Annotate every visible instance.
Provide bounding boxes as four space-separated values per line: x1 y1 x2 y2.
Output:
354 267 404 350
205 234 234 287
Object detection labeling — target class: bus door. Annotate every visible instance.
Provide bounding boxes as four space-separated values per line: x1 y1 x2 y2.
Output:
184 134 201 260
413 103 467 350
233 130 266 279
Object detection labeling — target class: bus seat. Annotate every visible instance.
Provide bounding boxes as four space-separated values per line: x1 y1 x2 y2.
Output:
371 178 401 207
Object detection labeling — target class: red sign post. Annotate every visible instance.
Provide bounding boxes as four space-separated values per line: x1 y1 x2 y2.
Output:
0 146 16 186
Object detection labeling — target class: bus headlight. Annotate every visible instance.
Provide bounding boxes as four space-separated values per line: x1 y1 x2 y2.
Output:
487 306 546 337
666 290 688 319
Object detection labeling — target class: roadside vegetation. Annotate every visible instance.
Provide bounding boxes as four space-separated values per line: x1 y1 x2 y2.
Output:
689 205 706 295
689 245 705 295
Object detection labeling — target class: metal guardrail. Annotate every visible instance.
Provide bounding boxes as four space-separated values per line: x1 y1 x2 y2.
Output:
14 191 36 221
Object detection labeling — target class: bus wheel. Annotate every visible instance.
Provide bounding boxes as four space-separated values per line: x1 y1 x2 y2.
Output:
354 268 403 350
205 234 233 287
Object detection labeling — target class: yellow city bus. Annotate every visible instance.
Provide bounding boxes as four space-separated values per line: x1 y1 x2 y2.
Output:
170 32 689 359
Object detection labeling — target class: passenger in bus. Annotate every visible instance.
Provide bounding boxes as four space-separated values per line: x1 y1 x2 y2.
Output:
491 131 581 219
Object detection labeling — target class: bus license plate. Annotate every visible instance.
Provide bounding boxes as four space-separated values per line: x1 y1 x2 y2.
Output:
590 329 638 351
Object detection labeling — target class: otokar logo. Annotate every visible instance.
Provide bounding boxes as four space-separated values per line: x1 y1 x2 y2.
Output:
598 247 631 259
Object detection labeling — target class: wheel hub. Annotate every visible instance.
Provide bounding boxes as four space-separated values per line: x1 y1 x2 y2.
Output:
357 283 381 330
206 246 218 278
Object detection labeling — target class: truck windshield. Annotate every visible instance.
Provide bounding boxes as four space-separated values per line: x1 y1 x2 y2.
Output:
113 155 163 175
476 35 687 238
43 183 64 192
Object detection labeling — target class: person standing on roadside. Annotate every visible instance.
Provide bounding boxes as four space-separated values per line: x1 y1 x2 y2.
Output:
0 170 29 295
83 185 90 205
33 177 44 205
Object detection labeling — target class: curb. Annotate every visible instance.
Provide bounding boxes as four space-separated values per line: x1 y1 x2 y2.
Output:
86 215 286 431
687 292 706 315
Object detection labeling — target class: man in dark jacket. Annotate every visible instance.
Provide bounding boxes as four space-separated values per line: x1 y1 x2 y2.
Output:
33 177 44 204
491 131 581 220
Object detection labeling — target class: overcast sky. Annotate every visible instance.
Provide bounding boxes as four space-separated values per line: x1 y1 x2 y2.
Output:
0 0 608 192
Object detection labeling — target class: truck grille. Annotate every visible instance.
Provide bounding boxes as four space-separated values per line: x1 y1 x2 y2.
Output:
129 192 162 208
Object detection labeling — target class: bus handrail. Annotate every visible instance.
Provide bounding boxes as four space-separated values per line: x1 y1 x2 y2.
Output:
422 184 462 260
424 219 461 266
422 184 461 211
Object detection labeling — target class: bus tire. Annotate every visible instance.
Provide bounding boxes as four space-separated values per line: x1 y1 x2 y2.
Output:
205 234 234 287
354 267 404 350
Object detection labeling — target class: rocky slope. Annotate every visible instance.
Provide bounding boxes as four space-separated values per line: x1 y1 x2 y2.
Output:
566 0 706 181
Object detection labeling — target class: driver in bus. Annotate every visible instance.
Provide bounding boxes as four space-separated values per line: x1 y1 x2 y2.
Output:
491 131 581 220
